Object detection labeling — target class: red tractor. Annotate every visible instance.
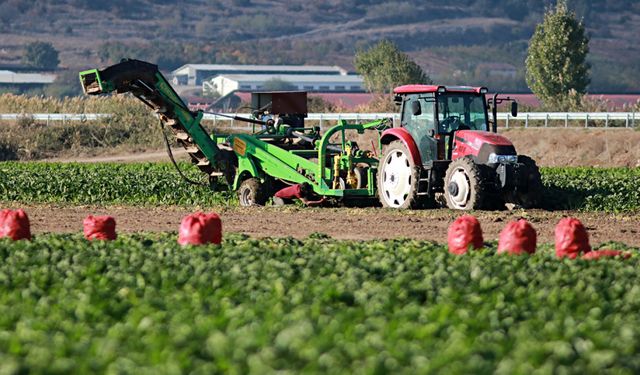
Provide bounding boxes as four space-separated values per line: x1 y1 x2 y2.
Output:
378 85 542 210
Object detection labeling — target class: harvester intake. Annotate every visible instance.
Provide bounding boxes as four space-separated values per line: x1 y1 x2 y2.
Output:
79 59 226 180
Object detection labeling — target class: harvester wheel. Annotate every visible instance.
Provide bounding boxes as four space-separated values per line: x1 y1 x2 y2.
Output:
377 141 421 209
444 156 487 210
238 178 267 207
515 155 543 208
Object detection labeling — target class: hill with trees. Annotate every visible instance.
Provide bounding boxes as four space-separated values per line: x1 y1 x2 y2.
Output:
0 0 639 94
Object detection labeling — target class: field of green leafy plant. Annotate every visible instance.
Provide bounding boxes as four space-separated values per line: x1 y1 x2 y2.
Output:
0 162 234 206
0 233 638 374
1 162 639 212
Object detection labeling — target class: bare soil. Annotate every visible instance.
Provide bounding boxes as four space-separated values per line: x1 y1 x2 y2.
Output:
5 203 639 247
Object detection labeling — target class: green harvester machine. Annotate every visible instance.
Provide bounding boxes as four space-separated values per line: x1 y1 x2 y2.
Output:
79 59 391 206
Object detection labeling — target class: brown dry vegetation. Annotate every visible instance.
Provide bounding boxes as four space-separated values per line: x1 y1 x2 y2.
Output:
1 94 639 167
503 128 640 168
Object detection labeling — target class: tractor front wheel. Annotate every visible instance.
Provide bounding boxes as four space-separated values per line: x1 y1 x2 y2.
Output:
238 178 267 207
514 155 543 208
377 141 421 209
444 156 488 210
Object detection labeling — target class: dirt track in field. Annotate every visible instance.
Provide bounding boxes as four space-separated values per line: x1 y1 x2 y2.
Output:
5 203 639 246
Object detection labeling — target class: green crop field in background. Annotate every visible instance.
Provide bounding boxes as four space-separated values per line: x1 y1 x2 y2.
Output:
0 234 638 374
1 162 639 212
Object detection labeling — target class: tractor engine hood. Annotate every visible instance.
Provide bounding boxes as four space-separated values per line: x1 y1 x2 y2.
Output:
452 130 517 163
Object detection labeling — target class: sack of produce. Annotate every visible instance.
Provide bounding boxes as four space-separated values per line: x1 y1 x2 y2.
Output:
83 215 117 241
447 215 483 255
582 249 631 260
497 219 536 255
178 212 222 245
555 217 591 259
0 209 31 241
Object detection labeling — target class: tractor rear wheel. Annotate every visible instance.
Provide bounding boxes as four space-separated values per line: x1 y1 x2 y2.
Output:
515 155 543 208
377 141 421 209
444 156 488 210
238 178 267 207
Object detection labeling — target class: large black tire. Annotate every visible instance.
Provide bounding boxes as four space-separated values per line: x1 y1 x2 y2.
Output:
377 141 421 209
515 155 543 208
444 156 489 210
237 178 267 207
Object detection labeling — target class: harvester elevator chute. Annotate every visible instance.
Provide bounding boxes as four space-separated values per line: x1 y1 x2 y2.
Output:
79 59 225 178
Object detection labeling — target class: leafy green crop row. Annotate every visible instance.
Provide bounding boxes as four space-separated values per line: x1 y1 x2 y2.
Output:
1 162 639 211
0 233 638 374
541 167 640 212
0 162 235 206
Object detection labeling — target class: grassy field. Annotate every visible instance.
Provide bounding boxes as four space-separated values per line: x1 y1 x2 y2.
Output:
0 233 638 374
1 162 639 212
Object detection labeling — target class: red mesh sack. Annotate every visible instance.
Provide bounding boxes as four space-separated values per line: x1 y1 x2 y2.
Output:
497 219 537 255
178 212 222 246
582 249 631 260
447 215 483 255
555 217 591 259
0 209 31 241
83 215 117 241
274 184 305 199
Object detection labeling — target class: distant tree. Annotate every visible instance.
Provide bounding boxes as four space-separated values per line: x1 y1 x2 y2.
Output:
354 40 431 94
307 96 339 112
525 0 590 108
262 78 297 91
22 41 60 69
44 70 82 98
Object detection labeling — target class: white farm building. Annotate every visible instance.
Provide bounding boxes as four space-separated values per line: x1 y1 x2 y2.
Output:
204 74 365 96
171 64 349 86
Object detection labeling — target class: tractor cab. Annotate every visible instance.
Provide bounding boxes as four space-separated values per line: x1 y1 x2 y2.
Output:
394 85 492 163
378 84 540 210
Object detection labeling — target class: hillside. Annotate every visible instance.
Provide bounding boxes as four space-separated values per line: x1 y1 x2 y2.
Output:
0 0 639 93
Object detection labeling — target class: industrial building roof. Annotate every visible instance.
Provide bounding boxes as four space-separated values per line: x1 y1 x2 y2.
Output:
0 70 56 84
173 64 348 75
213 74 363 83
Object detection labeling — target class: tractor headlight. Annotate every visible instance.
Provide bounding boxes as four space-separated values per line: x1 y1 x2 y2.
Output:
488 153 517 164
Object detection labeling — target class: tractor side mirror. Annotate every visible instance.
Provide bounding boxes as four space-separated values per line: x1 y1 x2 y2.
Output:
511 101 518 117
411 100 421 116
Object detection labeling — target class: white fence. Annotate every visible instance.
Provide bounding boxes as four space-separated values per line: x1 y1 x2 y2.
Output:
0 112 637 129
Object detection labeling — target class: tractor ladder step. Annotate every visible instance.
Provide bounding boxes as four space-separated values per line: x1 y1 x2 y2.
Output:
417 174 431 196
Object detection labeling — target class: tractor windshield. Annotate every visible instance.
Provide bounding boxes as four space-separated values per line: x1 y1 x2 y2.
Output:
436 93 488 134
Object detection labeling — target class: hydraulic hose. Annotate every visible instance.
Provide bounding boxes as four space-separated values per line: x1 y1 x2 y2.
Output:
158 120 208 187
291 130 342 153
203 111 267 126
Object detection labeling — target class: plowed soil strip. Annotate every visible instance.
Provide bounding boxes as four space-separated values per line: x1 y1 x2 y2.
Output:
4 203 639 246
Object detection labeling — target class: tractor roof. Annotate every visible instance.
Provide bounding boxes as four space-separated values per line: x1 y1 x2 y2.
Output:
394 85 487 95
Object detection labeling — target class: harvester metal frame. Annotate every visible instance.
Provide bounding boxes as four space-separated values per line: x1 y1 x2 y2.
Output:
80 59 390 205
